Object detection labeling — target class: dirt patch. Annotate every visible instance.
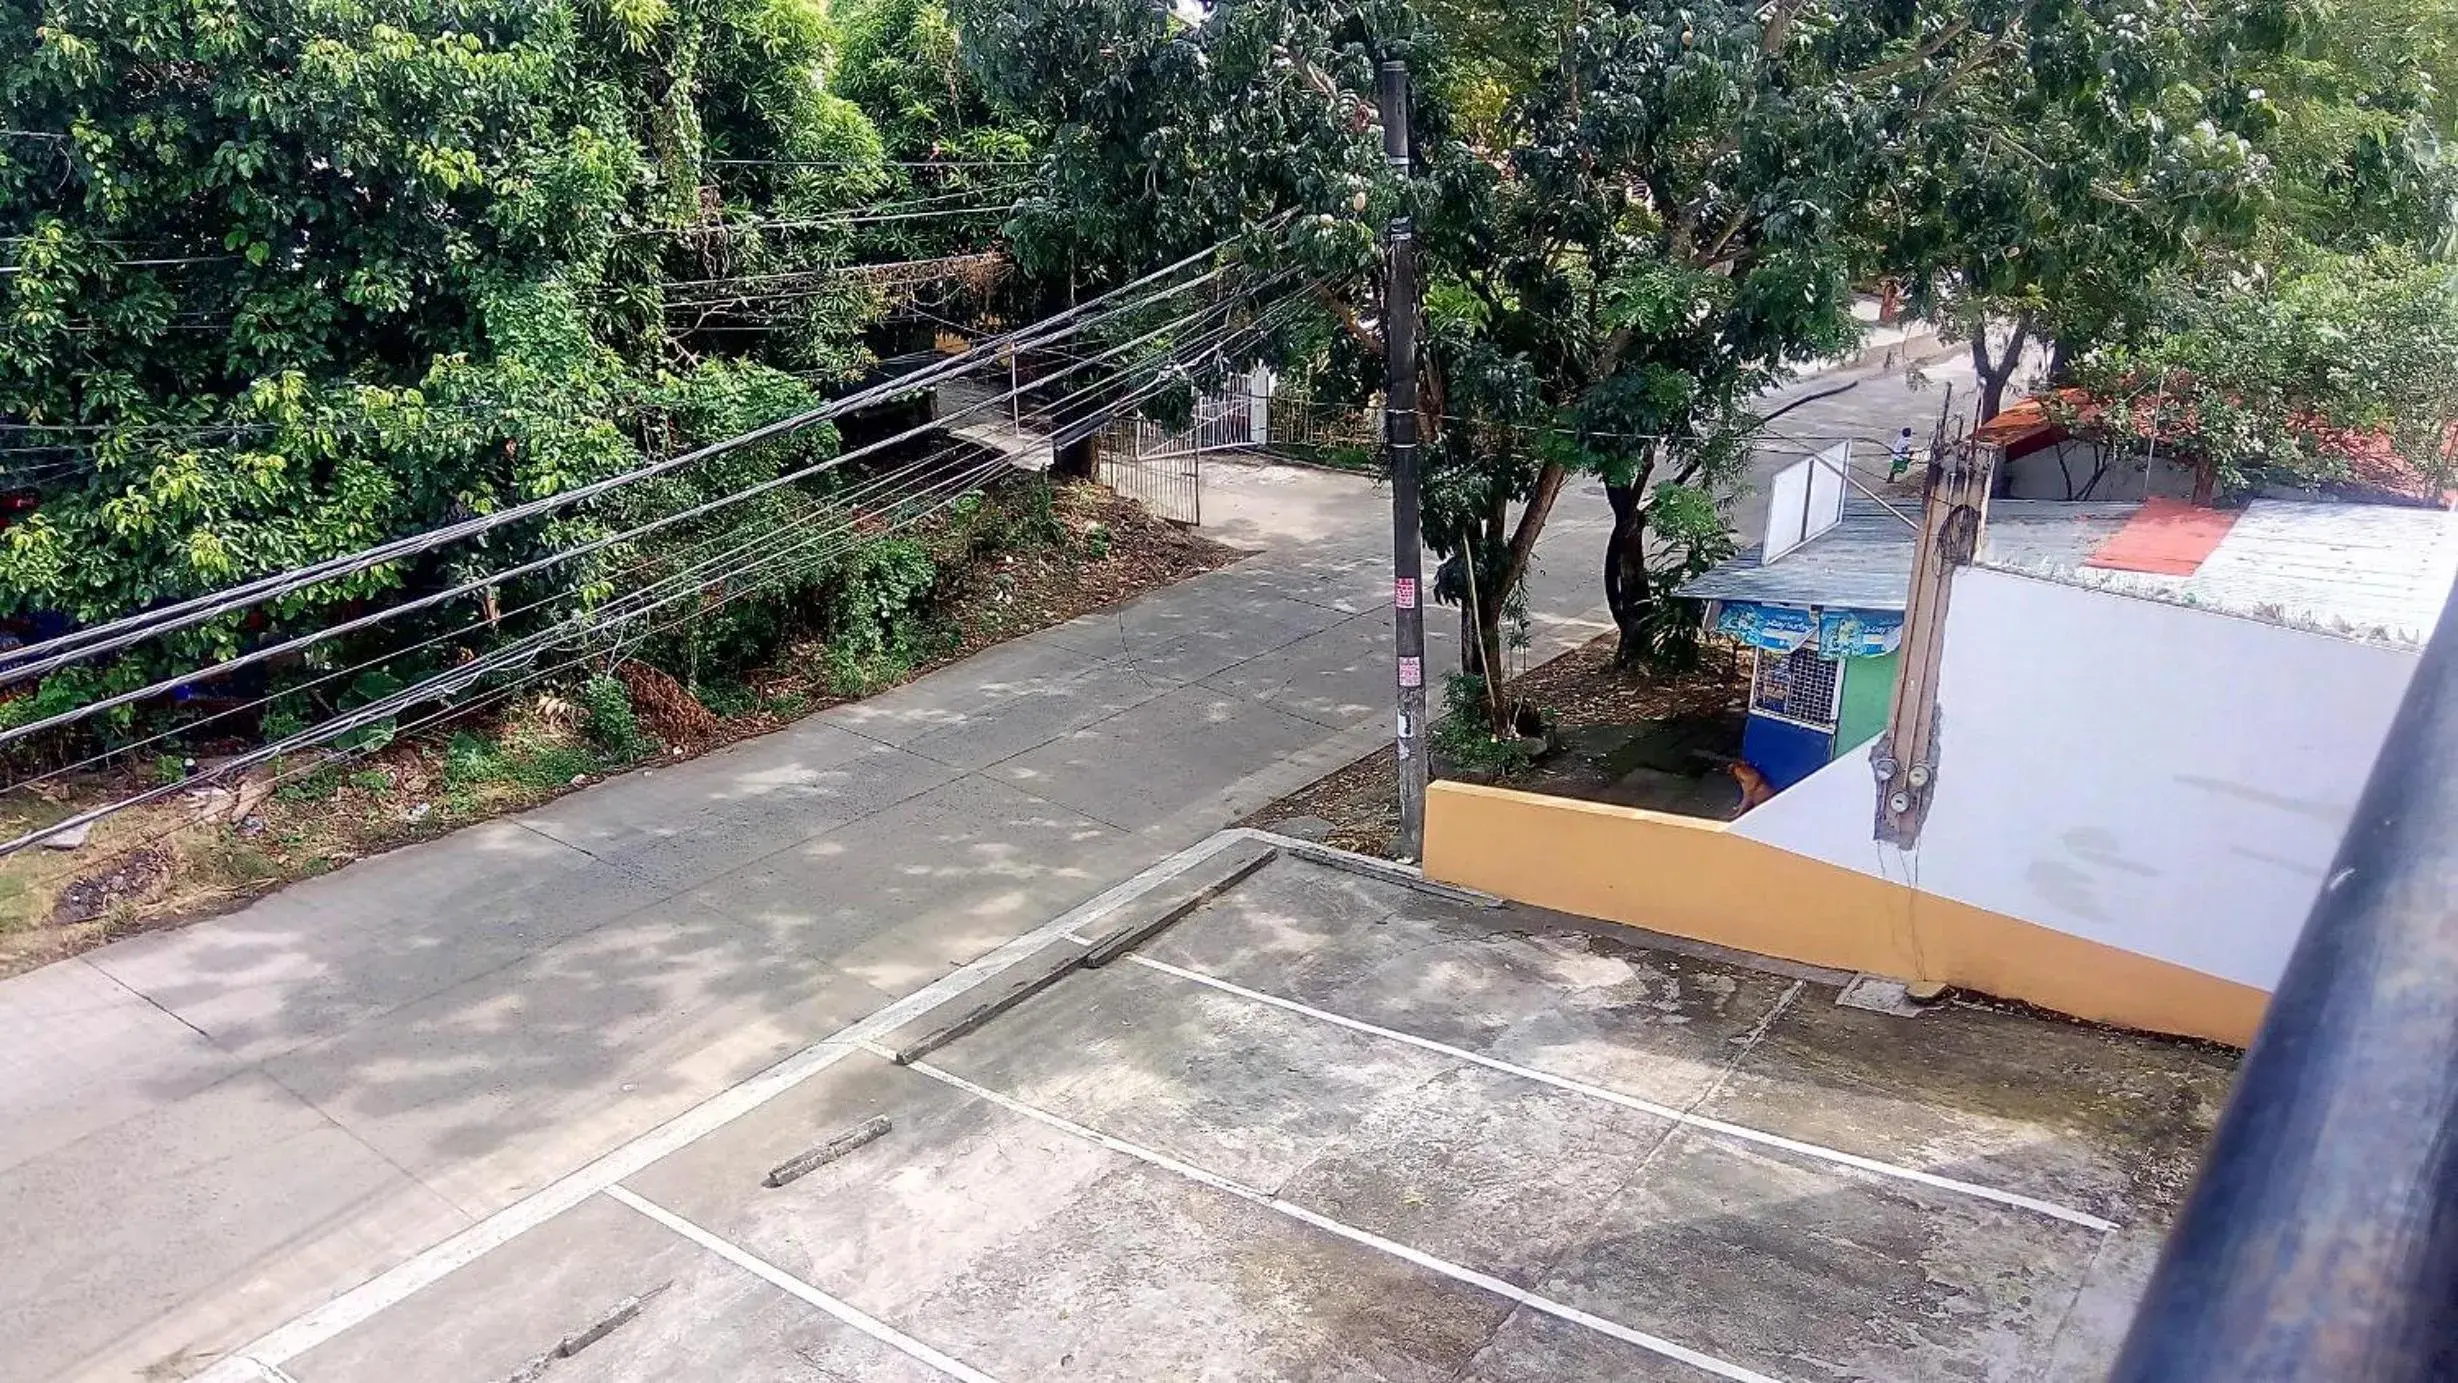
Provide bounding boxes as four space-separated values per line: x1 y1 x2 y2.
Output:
1239 632 1753 858
49 845 172 925
618 662 722 747
0 479 1242 978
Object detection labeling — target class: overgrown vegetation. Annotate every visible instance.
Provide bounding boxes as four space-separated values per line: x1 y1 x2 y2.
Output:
1429 671 1546 778
0 0 1031 770
2072 249 2458 498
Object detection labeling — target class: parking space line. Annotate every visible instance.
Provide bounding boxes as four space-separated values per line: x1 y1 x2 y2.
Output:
1120 953 2120 1233
601 1186 1001 1383
187 831 1271 1383
904 1060 1791 1383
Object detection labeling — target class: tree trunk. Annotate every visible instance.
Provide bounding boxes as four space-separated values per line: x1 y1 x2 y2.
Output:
1498 463 1566 605
1052 433 1097 481
2047 335 2077 385
1603 482 1651 665
1970 315 2031 422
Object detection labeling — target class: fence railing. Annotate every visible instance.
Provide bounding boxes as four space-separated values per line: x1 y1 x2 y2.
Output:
1267 390 1376 457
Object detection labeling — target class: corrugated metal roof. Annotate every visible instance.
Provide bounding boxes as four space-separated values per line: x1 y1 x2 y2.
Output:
1681 496 2457 647
2021 500 2458 648
1677 500 2137 611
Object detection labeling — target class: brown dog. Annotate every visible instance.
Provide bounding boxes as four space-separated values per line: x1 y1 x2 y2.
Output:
1729 761 1775 812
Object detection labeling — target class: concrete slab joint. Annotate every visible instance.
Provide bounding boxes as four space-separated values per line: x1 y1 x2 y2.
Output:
876 839 1278 1066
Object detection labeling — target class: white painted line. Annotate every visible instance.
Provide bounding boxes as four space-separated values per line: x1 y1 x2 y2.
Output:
905 1060 1789 1383
601 1186 1001 1383
188 830 1268 1383
1120 954 2119 1233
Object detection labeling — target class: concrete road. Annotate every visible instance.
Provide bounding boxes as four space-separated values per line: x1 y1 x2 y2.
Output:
0 344 1981 1381
0 460 1610 1382
223 844 2229 1383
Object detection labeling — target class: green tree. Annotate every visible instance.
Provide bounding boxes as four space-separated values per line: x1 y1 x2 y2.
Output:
1885 0 2458 418
961 0 2456 713
0 0 902 742
2070 248 2458 499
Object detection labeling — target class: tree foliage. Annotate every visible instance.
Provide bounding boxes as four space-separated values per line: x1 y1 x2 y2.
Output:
0 0 972 745
1885 0 2458 416
963 0 2457 704
2072 249 2458 497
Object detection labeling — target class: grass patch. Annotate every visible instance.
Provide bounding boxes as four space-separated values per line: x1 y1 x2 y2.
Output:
443 730 602 796
275 765 345 803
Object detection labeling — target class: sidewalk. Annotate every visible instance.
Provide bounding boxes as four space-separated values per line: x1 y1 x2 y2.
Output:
0 459 1610 1382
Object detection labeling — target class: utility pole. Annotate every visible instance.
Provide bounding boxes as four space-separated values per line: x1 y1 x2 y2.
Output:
1379 58 1428 860
1871 430 1998 847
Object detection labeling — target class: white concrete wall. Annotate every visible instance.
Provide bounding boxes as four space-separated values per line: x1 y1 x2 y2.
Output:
2001 441 2201 501
1734 567 2422 991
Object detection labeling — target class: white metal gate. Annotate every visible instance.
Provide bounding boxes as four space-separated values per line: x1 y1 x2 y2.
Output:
1098 417 1203 525
1095 387 1256 525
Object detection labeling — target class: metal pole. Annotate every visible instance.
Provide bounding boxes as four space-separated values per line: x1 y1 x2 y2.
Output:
2110 576 2458 1381
1379 58 1428 861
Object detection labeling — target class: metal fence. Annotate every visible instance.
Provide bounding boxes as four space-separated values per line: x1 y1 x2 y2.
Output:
1093 389 1259 525
1097 417 1203 525
1265 390 1378 463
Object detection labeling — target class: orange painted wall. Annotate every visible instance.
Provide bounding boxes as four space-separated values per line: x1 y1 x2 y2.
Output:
1423 780 2266 1047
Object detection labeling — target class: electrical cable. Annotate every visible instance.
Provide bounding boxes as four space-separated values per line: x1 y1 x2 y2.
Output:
0 271 1320 794
0 229 1276 683
705 157 1030 169
0 264 1313 746
619 204 1014 239
0 279 1322 856
7 242 1247 664
0 453 1019 856
0 442 998 795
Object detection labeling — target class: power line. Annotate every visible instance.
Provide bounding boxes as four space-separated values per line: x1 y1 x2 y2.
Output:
705 157 1029 169
0 450 1021 856
623 204 1013 237
0 255 237 276
0 441 989 795
4 187 1027 274
0 274 1320 842
0 266 1309 745
656 252 1006 292
0 229 1274 685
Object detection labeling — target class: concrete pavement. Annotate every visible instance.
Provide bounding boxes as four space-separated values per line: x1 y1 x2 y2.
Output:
0 343 1979 1381
239 845 2228 1383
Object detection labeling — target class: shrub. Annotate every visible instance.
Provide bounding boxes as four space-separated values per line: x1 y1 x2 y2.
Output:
579 674 656 762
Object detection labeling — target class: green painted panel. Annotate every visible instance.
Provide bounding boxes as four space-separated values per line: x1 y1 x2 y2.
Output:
1834 650 1900 753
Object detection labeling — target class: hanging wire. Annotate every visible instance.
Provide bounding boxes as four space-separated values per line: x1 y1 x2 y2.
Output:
0 261 1310 742
0 279 1325 852
0 225 1281 686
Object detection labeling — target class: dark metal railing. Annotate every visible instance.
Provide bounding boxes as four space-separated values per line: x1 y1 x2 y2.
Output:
2111 580 2458 1380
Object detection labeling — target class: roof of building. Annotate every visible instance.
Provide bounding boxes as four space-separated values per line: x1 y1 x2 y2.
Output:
1677 499 2136 611
2019 500 2458 648
1679 496 2458 648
